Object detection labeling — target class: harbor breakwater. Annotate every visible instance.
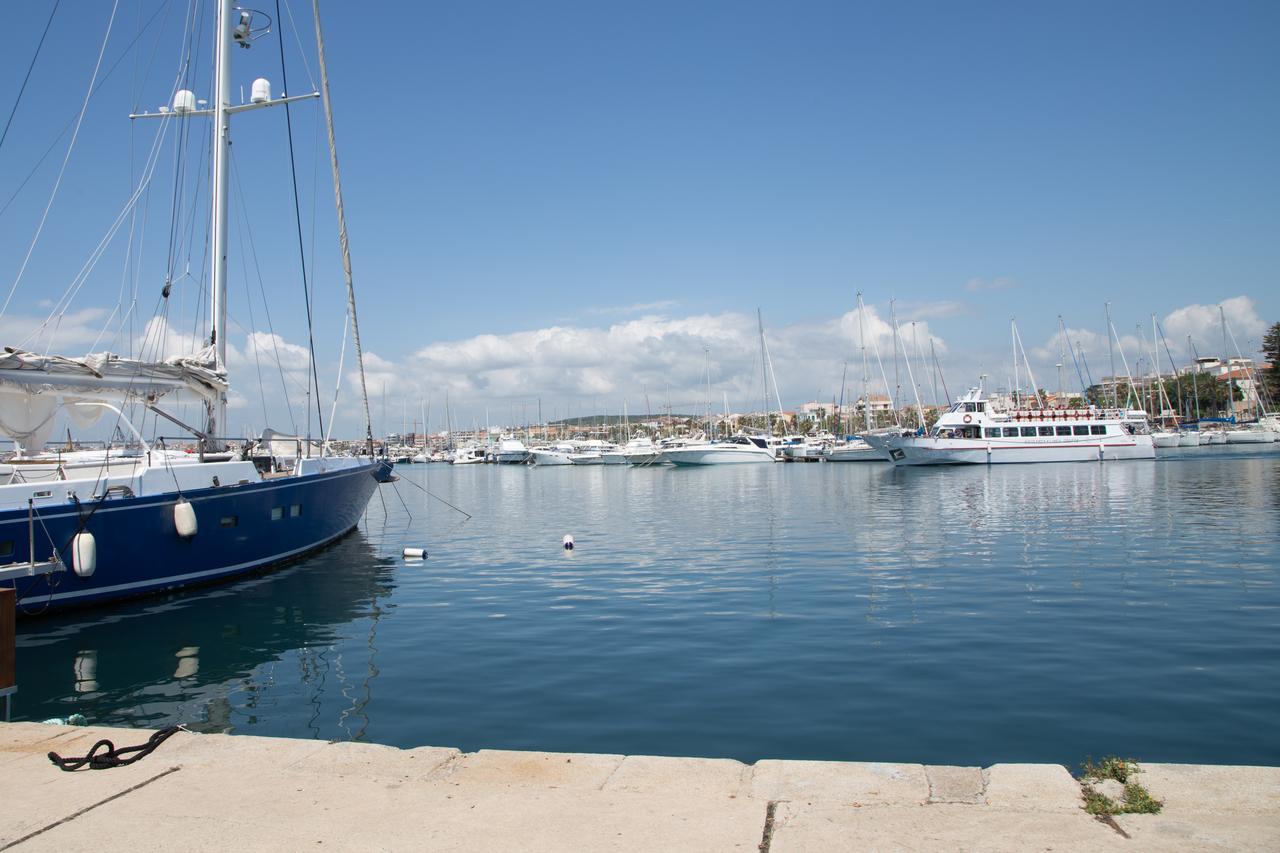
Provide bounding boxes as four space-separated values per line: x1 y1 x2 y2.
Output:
1 722 1276 851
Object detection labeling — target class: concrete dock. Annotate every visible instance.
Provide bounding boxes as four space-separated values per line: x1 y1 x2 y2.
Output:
1 723 1276 851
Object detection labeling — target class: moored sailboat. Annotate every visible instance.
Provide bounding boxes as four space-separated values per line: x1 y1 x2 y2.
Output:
0 1 385 613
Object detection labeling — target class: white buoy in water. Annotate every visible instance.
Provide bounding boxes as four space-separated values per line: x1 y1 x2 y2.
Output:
174 499 198 538
403 547 427 559
562 535 574 551
71 532 96 577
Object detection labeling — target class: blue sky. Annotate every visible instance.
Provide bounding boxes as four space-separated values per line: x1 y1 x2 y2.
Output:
1 1 1277 437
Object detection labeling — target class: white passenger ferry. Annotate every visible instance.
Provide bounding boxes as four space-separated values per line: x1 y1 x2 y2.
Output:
862 388 1155 465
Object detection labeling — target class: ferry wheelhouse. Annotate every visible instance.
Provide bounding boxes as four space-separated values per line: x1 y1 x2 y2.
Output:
862 388 1155 465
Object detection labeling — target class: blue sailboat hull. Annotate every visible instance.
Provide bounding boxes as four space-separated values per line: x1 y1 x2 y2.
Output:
2 463 382 615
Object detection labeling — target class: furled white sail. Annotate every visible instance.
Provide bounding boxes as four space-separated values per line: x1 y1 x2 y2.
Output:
0 346 227 401
0 346 227 451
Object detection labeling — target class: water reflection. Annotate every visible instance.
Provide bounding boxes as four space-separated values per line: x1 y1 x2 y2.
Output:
16 532 395 740
12 451 1280 766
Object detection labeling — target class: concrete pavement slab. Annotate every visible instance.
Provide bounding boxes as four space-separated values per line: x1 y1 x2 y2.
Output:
601 754 749 797
750 760 929 805
444 748 624 789
1111 812 1280 852
767 802 1127 852
982 763 1081 812
1135 763 1280 815
924 765 984 804
12 750 765 853
286 740 460 782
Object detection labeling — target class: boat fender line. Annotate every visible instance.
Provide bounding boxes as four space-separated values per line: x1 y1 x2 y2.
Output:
48 725 184 771
403 547 427 559
174 499 198 539
563 535 574 551
71 532 96 578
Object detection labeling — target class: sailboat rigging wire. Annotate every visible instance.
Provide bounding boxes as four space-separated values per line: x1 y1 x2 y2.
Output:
279 0 319 91
24 5 203 353
1 0 121 323
323 313 350 450
0 0 175 226
314 0 375 454
0 0 61 153
276 0 325 447
234 194 274 429
231 154 299 432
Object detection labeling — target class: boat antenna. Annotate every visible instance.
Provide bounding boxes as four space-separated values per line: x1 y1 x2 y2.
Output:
314 0 374 456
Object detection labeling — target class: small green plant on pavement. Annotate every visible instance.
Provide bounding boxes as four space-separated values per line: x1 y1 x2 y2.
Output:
1078 756 1163 816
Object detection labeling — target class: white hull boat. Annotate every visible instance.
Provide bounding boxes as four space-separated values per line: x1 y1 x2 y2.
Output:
494 437 531 464
1225 428 1276 444
529 444 575 466
1151 431 1181 448
822 439 881 462
1177 432 1201 447
862 388 1155 466
662 436 778 466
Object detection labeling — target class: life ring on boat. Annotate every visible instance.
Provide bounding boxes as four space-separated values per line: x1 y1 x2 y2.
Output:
963 414 972 424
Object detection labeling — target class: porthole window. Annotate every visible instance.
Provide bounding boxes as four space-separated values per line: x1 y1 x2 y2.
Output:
271 507 284 521
290 504 301 518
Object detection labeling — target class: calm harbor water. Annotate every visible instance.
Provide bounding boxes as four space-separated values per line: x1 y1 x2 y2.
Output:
13 446 1280 768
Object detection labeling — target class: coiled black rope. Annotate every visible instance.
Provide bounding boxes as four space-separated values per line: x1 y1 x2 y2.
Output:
48 726 182 771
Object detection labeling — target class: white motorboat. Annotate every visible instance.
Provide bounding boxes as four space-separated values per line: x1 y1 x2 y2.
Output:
822 438 881 461
1200 430 1228 445
495 437 531 464
661 435 778 465
450 445 487 464
568 440 610 465
1151 430 1181 448
528 443 576 466
862 387 1155 465
618 436 660 466
1177 431 1201 447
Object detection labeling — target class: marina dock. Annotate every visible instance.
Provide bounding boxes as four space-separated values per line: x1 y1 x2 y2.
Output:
1 722 1275 851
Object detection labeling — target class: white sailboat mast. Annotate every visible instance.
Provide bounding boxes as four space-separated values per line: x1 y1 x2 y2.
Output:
857 292 871 433
208 0 235 447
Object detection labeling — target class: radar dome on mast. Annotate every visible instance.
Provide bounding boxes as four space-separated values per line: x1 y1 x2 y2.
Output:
250 78 272 104
173 90 196 113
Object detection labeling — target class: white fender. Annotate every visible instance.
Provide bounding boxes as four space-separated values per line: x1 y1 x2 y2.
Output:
174 499 198 538
72 531 96 578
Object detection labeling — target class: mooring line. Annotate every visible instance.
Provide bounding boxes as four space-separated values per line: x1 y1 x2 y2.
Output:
394 475 472 521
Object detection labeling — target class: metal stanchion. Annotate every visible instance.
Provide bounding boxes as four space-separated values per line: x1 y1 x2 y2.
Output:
0 587 15 722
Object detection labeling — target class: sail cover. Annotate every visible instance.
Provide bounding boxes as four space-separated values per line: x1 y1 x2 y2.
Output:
0 347 227 400
0 347 227 451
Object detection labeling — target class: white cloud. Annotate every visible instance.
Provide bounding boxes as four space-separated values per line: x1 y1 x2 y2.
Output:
337 304 953 431
0 307 114 353
1030 295 1269 387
